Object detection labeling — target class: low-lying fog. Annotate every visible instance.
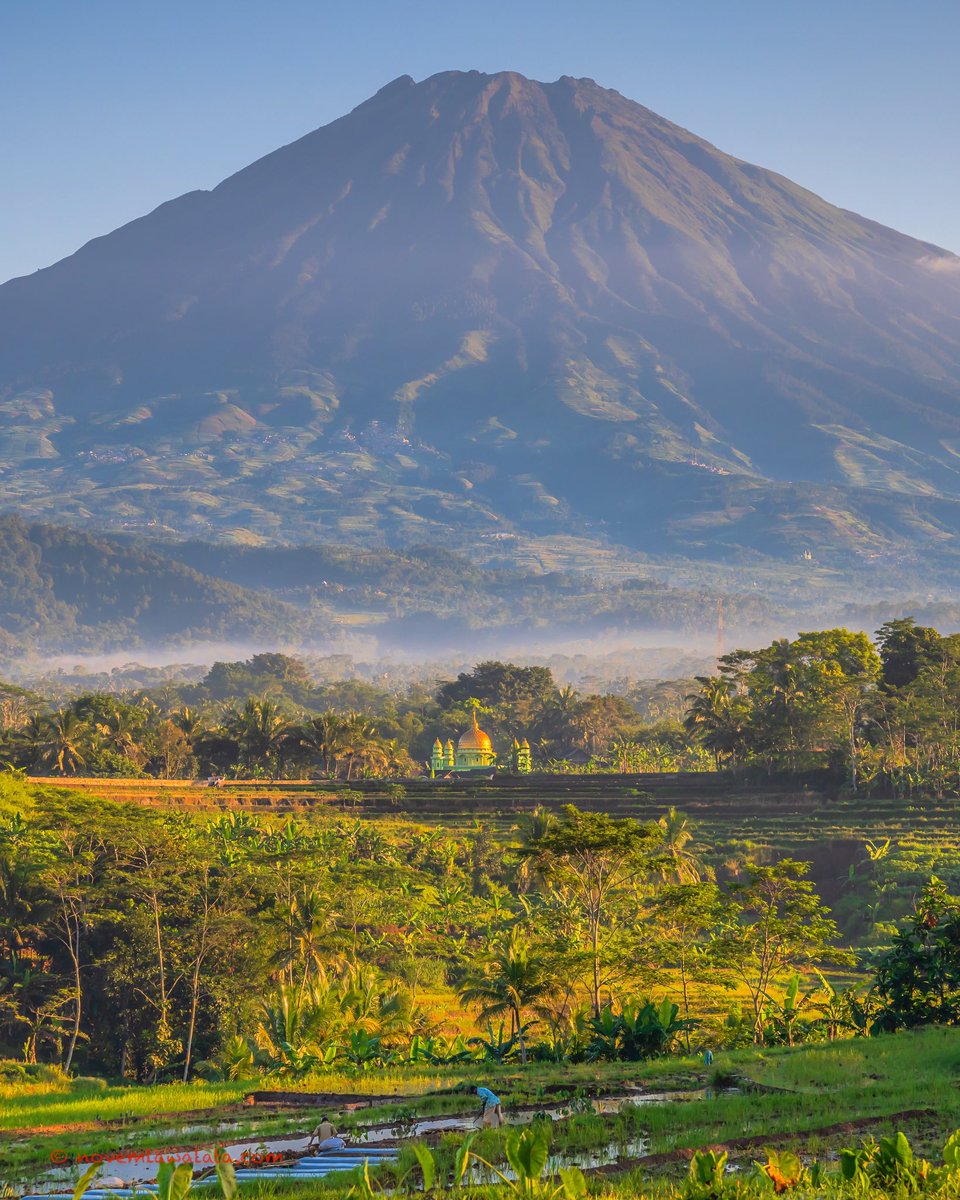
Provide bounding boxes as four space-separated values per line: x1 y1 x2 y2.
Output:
14 625 789 693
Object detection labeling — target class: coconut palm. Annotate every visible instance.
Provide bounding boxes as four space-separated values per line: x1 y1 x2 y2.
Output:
339 712 381 781
26 710 91 775
225 698 290 775
458 927 551 1064
298 711 348 777
542 685 581 750
656 808 705 883
684 675 743 767
354 736 389 778
172 705 206 741
274 887 338 996
96 707 146 767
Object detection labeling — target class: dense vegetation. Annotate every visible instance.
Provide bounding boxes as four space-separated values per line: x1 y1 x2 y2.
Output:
684 618 960 797
0 654 710 779
6 622 960 1196
6 618 960 794
7 758 960 1090
0 516 790 657
0 517 317 652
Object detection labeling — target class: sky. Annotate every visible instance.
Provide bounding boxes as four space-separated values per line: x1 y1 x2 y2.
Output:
2 0 958 284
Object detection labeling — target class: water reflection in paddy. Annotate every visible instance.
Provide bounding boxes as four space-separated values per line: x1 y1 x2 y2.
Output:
38 1089 710 1189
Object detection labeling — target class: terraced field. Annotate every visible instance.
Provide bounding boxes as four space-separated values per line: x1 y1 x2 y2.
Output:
47 772 960 911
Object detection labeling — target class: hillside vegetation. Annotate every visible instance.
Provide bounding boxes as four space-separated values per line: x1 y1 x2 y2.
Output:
0 517 320 651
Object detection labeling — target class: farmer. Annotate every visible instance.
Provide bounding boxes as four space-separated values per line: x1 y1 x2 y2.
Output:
476 1085 504 1128
308 1115 345 1152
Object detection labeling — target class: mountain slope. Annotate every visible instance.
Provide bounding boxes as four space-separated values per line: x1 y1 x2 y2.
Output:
2 70 960 562
0 518 324 652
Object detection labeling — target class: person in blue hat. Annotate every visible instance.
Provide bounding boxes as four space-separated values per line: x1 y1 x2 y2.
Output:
476 1085 503 1127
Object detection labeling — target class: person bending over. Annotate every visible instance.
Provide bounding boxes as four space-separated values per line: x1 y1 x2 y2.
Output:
476 1086 504 1128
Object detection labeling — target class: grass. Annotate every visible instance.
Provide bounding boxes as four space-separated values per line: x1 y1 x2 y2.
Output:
6 1029 960 1192
0 1068 458 1133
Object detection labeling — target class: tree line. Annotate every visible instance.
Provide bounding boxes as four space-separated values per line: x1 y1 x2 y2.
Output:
684 618 960 796
5 617 960 792
0 656 707 779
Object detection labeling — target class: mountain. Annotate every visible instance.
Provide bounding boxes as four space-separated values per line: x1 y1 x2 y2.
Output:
0 517 786 658
0 517 323 653
2 70 960 569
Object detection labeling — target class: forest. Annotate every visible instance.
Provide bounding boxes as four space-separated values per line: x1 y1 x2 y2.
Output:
2 619 960 798
2 769 953 1084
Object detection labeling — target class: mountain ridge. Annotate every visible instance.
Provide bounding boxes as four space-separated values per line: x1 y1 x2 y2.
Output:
2 70 960 565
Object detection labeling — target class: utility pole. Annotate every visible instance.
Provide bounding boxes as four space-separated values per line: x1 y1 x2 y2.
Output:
716 597 725 662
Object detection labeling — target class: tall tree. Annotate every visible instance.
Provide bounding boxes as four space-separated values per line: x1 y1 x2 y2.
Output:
651 881 723 1046
873 877 960 1032
876 618 944 690
684 675 748 767
523 806 660 1015
225 698 291 776
718 859 846 1044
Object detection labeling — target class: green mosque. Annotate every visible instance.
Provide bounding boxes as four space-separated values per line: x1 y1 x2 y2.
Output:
430 711 532 776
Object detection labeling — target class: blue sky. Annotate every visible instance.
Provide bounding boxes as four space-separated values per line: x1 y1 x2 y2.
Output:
2 0 958 283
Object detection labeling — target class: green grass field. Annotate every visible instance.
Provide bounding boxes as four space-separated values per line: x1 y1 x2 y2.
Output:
4 1028 960 1197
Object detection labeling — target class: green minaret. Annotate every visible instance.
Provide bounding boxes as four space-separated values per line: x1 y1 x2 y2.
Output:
430 737 444 777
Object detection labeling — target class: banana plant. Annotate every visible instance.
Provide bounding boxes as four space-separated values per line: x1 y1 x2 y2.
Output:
467 1019 523 1063
585 996 696 1060
407 1033 474 1065
343 1028 392 1069
760 975 822 1047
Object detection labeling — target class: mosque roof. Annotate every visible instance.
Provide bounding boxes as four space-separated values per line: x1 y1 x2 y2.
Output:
458 710 493 752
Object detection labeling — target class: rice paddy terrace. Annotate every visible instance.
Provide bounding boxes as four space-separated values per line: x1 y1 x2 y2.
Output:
46 773 960 899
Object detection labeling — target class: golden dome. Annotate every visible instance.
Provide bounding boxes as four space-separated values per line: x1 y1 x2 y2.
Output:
458 710 493 752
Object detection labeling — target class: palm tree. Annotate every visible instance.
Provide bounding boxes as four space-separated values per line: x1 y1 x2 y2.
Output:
96 707 145 767
684 676 742 767
516 806 555 892
354 737 389 779
298 712 348 777
383 738 413 778
762 641 807 767
173 706 206 742
339 964 417 1044
339 712 380 781
25 710 90 775
275 887 338 997
542 686 581 750
226 698 290 776
458 927 551 1064
656 808 705 883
